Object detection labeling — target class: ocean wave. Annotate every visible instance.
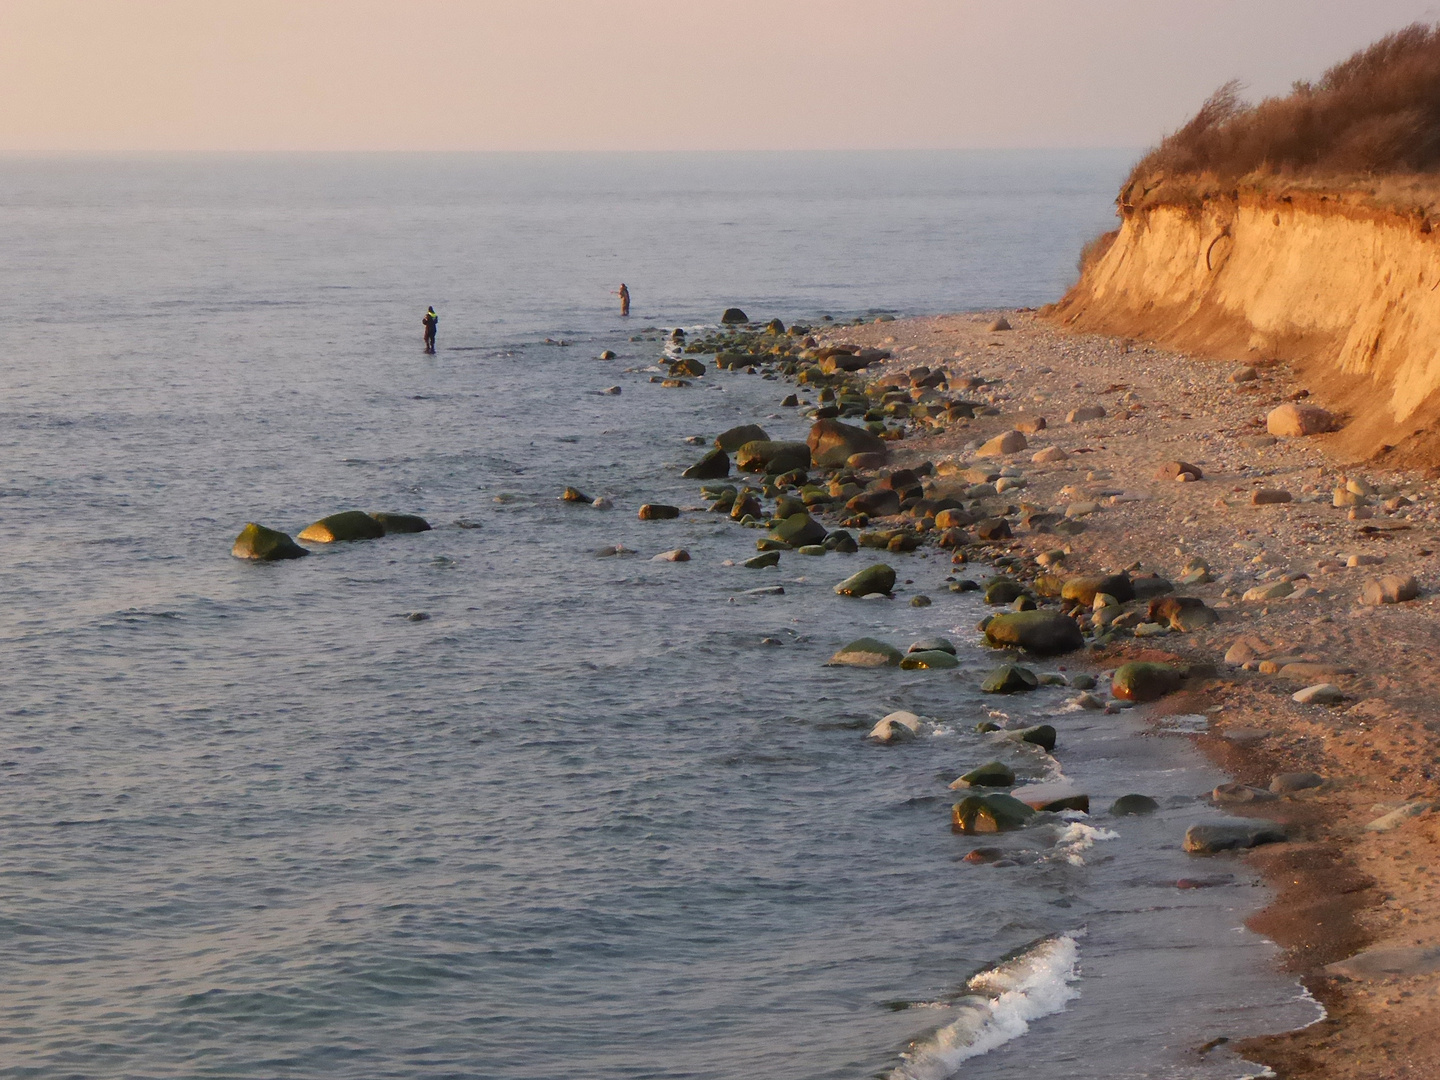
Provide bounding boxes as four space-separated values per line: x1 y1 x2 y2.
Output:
889 933 1082 1080
1048 822 1120 866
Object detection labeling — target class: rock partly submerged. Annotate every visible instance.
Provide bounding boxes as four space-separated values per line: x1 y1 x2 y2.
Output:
232 522 309 561
983 610 1084 655
298 510 385 543
828 637 903 667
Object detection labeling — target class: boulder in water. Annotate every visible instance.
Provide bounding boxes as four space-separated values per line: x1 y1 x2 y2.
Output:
681 447 730 480
638 504 681 520
833 563 896 598
952 793 1035 833
981 664 1039 694
369 512 432 535
715 424 769 451
983 610 1084 655
957 760 1015 787
827 637 903 667
231 522 309 561
721 307 749 324
298 511 385 543
561 486 593 503
769 513 827 548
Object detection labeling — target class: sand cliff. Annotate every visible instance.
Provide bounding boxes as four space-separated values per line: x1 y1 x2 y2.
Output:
1050 190 1440 464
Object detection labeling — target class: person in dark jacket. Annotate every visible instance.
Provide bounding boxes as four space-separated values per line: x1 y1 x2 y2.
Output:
422 307 438 353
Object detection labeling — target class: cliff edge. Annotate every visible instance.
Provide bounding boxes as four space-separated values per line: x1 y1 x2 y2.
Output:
1049 24 1440 465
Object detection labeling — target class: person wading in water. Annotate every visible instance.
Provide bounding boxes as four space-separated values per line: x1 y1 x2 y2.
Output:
422 307 438 353
617 284 630 317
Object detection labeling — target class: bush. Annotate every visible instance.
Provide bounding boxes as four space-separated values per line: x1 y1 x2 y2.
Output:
1125 23 1440 202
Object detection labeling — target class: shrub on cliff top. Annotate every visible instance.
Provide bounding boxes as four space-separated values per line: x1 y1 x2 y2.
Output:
1125 23 1440 203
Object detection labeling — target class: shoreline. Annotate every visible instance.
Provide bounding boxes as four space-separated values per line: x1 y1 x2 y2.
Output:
683 309 1440 1077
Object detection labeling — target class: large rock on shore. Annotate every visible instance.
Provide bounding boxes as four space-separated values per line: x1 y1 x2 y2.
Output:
369 512 432 534
834 563 896 597
808 418 888 467
1062 573 1134 605
976 430 1027 457
298 511 385 543
846 488 901 516
232 522 309 561
715 424 769 451
1267 402 1334 437
736 440 811 474
828 637 903 667
682 447 730 479
1183 823 1287 854
983 610 1084 655
952 793 1035 833
1112 661 1184 702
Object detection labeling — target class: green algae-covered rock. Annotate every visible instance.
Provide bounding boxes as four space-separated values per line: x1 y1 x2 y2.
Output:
715 424 769 451
681 447 730 480
744 551 781 569
983 578 1030 606
834 563 896 598
736 440 811 474
959 760 1016 787
827 637 903 667
231 522 309 561
952 793 1036 833
298 510 385 543
899 649 960 670
369 512 432 535
823 529 859 553
1112 661 1185 702
768 513 827 548
983 610 1084 656
981 664 1039 694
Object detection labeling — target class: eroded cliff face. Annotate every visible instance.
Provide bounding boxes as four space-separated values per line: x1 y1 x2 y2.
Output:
1049 193 1440 461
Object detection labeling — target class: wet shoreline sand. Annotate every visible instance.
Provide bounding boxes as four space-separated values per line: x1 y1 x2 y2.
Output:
778 310 1440 1078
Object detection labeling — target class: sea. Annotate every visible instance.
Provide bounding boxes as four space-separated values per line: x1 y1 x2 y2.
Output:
0 151 1320 1079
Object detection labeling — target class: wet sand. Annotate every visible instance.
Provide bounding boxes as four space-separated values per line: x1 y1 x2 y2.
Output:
806 311 1440 1079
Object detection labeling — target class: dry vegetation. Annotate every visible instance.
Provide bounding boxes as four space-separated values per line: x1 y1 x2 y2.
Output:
1122 23 1440 215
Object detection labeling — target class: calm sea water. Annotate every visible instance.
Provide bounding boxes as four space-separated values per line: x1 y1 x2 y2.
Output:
0 152 1316 1080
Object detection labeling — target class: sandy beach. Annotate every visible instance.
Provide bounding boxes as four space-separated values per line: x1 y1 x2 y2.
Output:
784 310 1440 1078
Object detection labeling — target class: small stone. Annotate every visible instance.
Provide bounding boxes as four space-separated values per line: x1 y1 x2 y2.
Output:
1242 580 1294 602
1229 366 1258 383
651 549 690 562
986 316 1012 332
1066 404 1107 423
1361 574 1419 605
1267 402 1334 437
1212 783 1277 805
638 504 681 520
1155 461 1203 482
1014 416 1046 434
1031 445 1068 463
976 430 1028 457
1364 801 1433 832
909 595 933 608
1073 692 1105 710
744 551 780 569
1270 771 1324 793
1251 488 1292 505
1292 683 1343 705
1326 945 1440 980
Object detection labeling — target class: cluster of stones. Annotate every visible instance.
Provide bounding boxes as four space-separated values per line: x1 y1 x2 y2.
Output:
232 511 431 561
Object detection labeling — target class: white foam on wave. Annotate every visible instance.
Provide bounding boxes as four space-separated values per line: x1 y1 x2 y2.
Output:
1048 822 1120 866
889 933 1082 1080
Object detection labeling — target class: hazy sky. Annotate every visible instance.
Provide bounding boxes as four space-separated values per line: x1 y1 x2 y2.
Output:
2 0 1438 153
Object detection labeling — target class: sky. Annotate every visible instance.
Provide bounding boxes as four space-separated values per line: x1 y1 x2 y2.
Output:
1 0 1439 153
